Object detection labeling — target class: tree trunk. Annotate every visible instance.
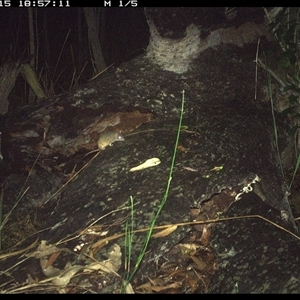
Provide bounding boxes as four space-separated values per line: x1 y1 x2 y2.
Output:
83 7 106 73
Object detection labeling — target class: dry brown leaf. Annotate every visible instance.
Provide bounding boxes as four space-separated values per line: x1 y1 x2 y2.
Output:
199 225 211 246
152 225 178 238
164 268 186 279
101 244 122 273
186 271 203 292
45 251 61 269
177 145 189 152
30 240 62 259
144 282 182 292
189 255 207 271
85 244 122 275
40 254 61 277
136 281 152 290
178 243 199 256
51 265 83 286
35 240 75 278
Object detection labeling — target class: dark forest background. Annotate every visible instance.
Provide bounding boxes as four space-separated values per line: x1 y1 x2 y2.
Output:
0 7 149 109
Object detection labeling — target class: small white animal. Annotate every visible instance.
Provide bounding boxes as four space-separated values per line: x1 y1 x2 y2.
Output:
97 131 125 150
83 131 125 158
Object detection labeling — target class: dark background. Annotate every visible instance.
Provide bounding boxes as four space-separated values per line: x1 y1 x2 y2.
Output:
0 7 149 107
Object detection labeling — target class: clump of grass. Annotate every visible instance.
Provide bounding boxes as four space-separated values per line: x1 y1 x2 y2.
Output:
261 8 300 188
